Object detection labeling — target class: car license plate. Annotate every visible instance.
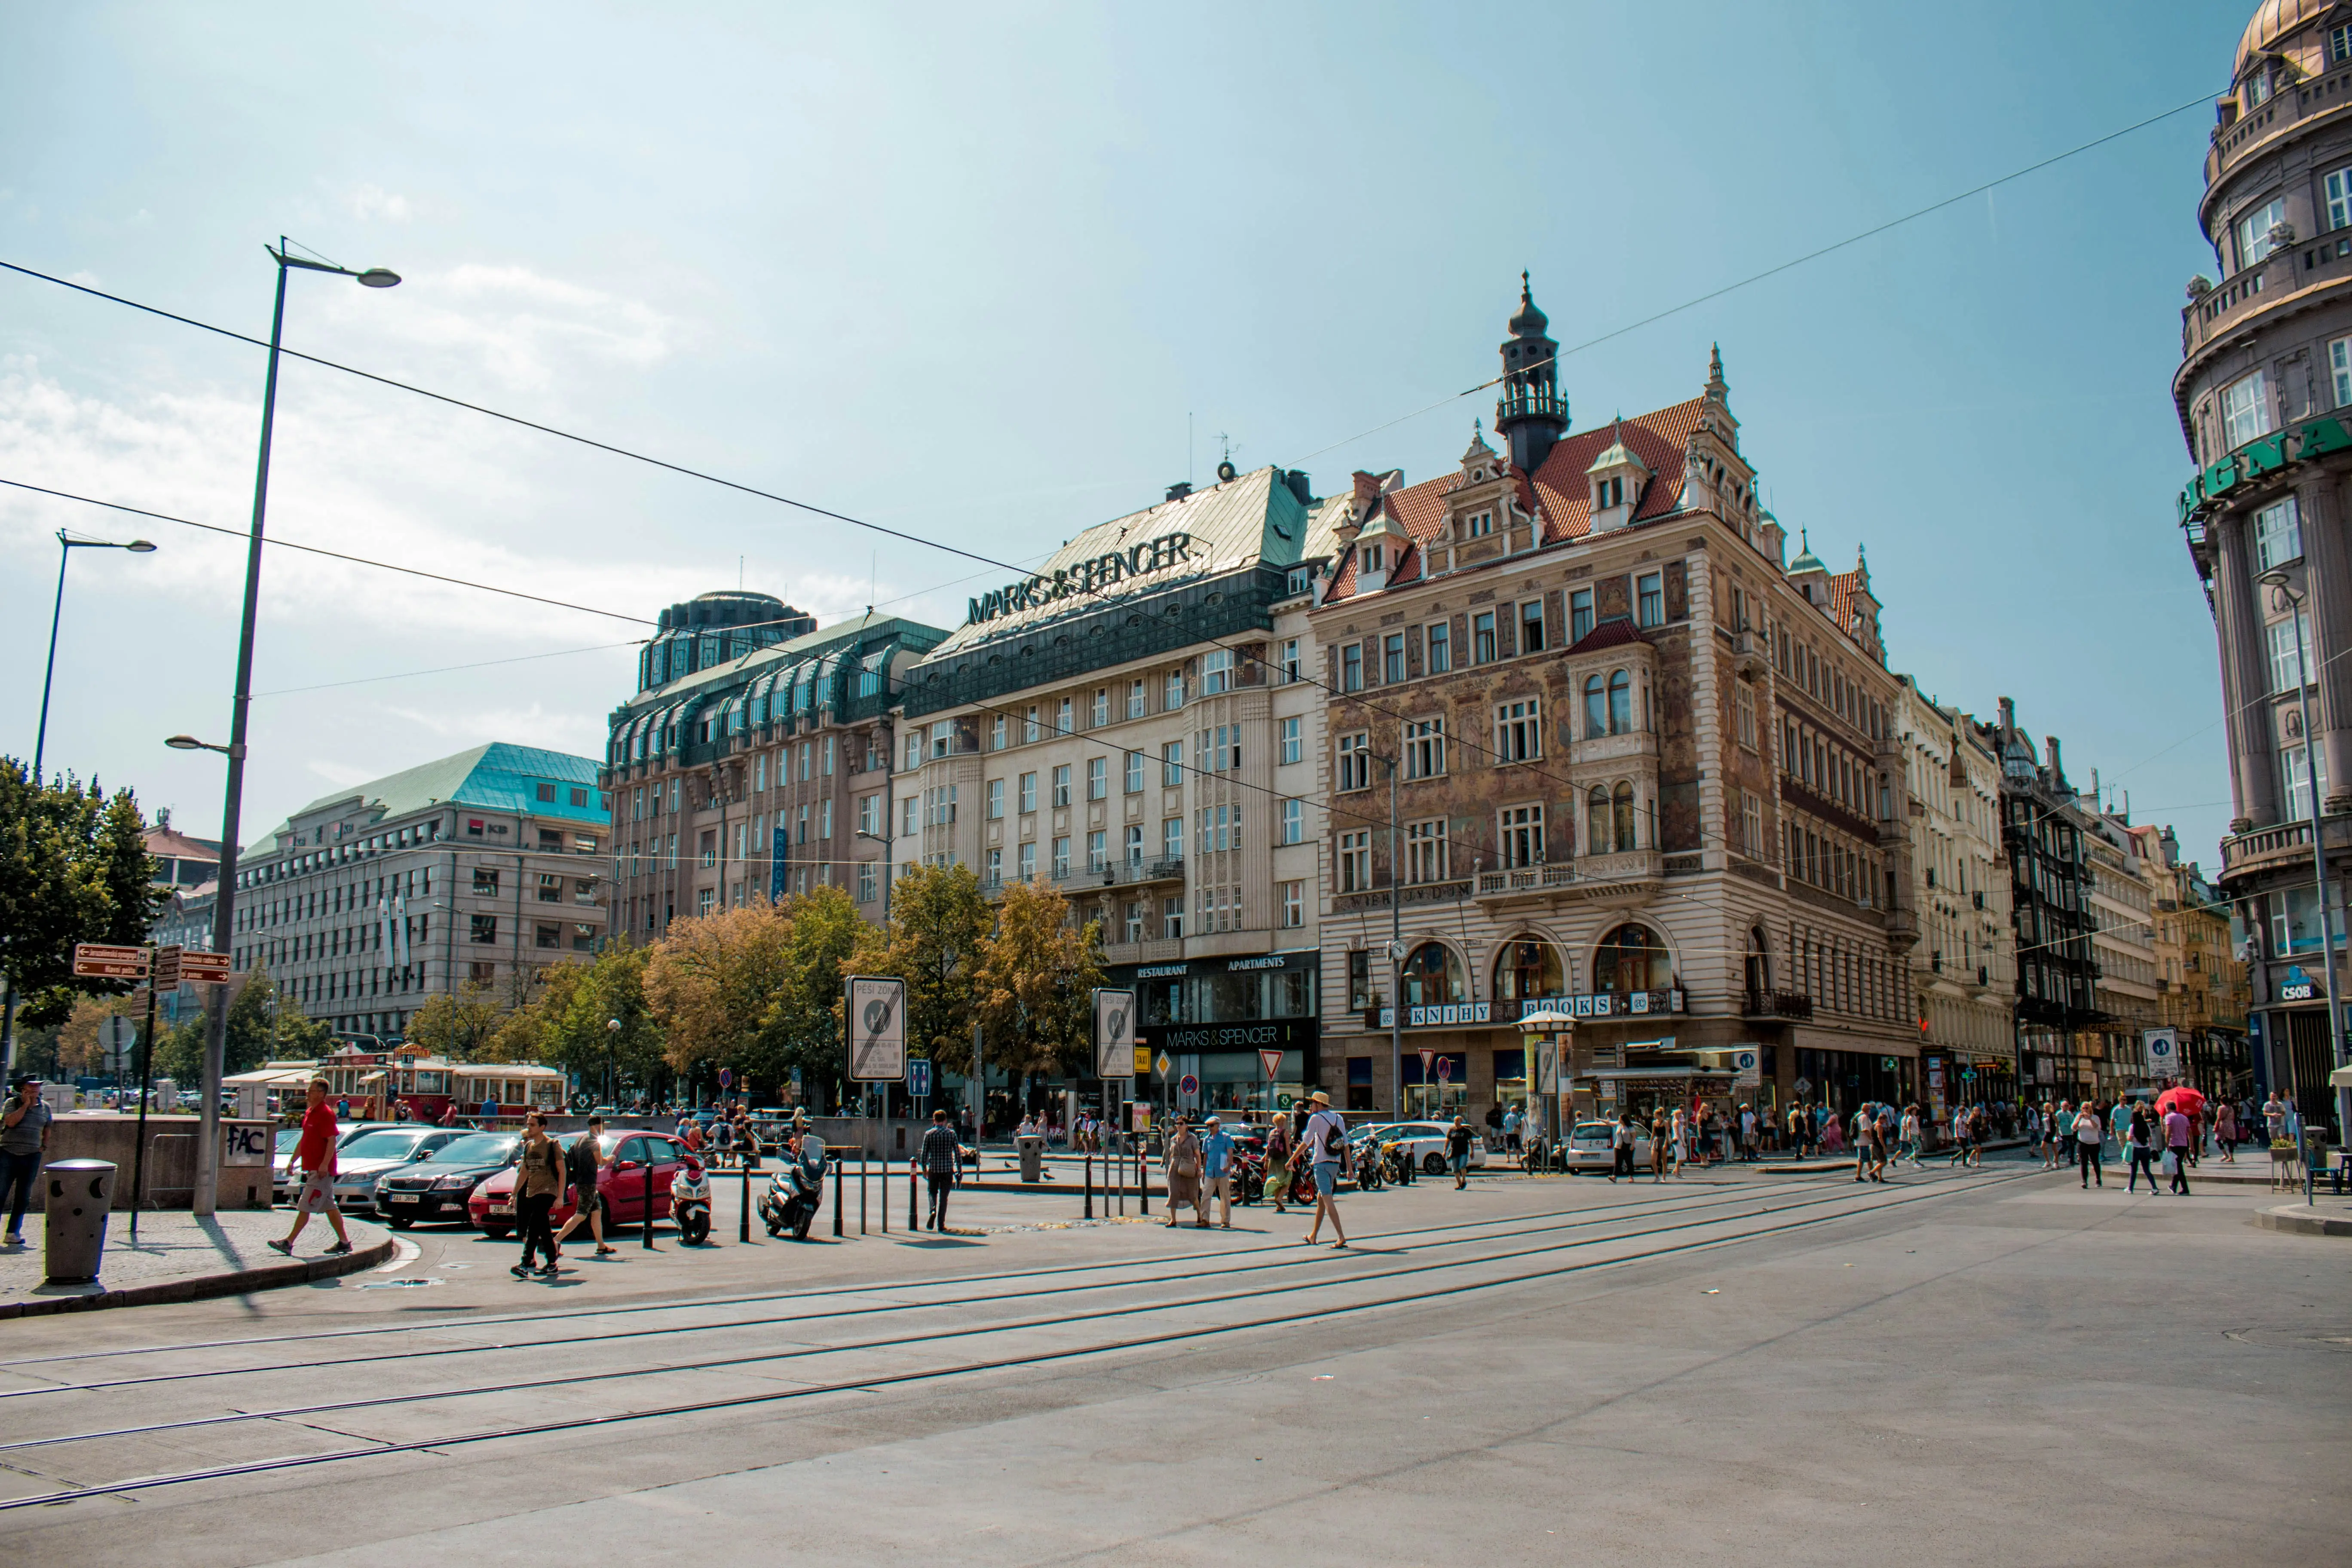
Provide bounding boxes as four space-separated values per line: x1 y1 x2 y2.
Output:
488 1204 512 1216
390 1194 419 1204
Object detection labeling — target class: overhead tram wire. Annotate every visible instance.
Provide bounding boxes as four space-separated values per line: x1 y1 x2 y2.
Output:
1 94 2216 866
0 85 2226 805
1290 88 2220 465
0 477 653 626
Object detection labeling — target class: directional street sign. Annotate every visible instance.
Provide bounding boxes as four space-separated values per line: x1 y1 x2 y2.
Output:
845 975 907 1081
180 951 231 984
151 945 182 989
1259 1048 1283 1081
72 943 147 980
907 1058 932 1098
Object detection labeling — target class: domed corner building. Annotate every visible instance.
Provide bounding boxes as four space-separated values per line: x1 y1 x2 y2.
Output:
2176 0 2352 1133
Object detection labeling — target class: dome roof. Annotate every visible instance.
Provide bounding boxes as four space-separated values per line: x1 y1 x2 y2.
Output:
1508 272 1548 337
2237 0 2332 79
1786 529 1827 576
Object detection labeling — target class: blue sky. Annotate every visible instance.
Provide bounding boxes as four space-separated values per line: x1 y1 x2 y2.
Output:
0 1 2250 861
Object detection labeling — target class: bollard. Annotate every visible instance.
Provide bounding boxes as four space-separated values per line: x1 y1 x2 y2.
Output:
860 1149 868 1235
739 1158 751 1245
1138 1145 1149 1217
833 1152 843 1237
908 1153 918 1231
1084 1152 1093 1220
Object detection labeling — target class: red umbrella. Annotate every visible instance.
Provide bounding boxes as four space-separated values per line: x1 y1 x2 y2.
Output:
2156 1085 2206 1118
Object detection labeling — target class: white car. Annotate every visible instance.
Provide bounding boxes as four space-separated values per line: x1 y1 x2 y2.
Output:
1367 1121 1490 1176
272 1121 400 1203
324 1127 468 1216
1562 1119 1654 1173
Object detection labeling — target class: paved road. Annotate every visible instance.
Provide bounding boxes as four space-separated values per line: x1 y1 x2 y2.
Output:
0 1153 2343 1565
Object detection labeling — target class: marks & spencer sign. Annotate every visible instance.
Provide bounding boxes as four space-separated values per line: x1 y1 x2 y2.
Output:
965 532 1194 625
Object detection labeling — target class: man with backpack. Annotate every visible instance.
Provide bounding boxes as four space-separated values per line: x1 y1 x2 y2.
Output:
1301 1090 1349 1249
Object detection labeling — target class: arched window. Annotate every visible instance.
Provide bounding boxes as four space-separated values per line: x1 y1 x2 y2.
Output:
1493 938 1564 1001
1400 942 1467 1008
1594 924 1669 995
1745 925 1770 1000
1583 674 1607 739
1608 669 1632 734
1586 787 1610 857
1611 781 1636 852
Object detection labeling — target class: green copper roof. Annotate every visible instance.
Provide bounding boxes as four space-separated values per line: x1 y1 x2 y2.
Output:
255 741 607 850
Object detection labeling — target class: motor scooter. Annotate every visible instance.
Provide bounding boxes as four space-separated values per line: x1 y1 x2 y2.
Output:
669 1156 713 1245
759 1136 827 1239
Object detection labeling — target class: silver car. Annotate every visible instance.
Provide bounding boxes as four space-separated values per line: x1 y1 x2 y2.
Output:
1562 1119 1653 1173
1370 1121 1490 1176
327 1127 467 1216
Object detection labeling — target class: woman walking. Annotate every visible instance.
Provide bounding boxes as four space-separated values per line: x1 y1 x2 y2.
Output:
1163 1116 1206 1229
512 1111 567 1280
1265 1116 1294 1214
2214 1099 2238 1163
1669 1108 1688 1178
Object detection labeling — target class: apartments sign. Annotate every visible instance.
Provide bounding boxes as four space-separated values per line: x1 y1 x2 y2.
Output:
965 532 1194 625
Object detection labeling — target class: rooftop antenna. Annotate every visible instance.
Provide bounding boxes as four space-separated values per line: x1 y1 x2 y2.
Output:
738 554 744 591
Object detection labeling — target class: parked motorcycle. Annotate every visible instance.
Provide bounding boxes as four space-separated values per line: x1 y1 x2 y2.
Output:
759 1136 827 1240
1351 1137 1384 1191
1230 1148 1266 1205
670 1157 712 1246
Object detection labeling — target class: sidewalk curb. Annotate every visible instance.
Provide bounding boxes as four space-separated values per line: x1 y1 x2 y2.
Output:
2254 1203 2352 1237
0 1233 396 1319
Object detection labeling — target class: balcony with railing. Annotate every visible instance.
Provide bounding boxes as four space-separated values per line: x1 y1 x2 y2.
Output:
1742 990 1814 1022
1476 851 1661 902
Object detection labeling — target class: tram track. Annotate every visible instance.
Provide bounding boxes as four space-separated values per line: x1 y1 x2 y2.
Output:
0 1165 2036 1512
0 1177 1811 1396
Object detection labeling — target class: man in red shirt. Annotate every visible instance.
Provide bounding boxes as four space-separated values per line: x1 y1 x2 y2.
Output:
268 1077 353 1256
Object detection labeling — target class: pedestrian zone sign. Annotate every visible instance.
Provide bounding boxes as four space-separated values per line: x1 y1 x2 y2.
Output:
1092 988 1136 1079
844 974 906 1081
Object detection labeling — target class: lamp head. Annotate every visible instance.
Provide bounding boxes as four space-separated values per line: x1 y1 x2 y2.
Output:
126 540 156 554
355 268 401 289
165 735 203 751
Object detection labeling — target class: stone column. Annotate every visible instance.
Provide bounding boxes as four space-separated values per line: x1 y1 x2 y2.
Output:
2213 510 2281 827
2297 474 2352 812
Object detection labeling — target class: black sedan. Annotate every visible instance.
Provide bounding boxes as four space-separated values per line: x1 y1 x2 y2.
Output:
372 1131 521 1229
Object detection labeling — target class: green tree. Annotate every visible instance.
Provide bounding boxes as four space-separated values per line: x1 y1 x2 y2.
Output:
848 863 991 1080
153 967 328 1082
550 938 665 1102
643 900 795 1092
404 981 504 1061
0 761 168 1030
971 878 1106 1109
760 883 866 1100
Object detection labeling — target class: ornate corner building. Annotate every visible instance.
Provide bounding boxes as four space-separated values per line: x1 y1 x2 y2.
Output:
1308 282 1920 1125
2176 0 2352 1131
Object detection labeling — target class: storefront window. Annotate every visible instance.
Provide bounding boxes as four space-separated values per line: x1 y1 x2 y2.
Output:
1492 938 1564 1001
1140 976 1187 1026
1593 923 1668 994
1401 942 1466 1007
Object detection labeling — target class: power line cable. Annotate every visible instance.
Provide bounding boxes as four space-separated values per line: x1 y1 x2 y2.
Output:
1291 89 2219 464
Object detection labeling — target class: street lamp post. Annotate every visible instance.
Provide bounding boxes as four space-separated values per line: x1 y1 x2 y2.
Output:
1375 753 1403 1123
193 240 398 1217
2262 568 2352 1142
607 1016 621 1110
0 533 155 1078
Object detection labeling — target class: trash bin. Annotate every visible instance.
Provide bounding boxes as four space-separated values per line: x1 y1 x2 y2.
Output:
1017 1135 1045 1184
43 1158 115 1284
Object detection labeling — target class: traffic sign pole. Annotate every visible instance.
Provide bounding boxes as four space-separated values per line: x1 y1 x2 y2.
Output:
129 944 159 1241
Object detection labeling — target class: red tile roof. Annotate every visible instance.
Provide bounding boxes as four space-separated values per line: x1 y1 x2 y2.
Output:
1564 619 1650 655
1323 395 1710 603
1828 570 1860 631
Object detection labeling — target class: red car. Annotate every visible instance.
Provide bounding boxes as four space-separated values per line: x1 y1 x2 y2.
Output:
468 1130 697 1239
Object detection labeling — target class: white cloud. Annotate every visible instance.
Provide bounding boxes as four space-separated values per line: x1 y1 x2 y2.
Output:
344 183 413 223
384 701 603 756
306 759 377 789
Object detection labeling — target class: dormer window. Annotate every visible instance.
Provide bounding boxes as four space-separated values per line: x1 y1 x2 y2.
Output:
1364 542 1386 574
1597 477 1624 510
2246 68 2271 110
1467 511 1493 537
2335 23 2352 64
